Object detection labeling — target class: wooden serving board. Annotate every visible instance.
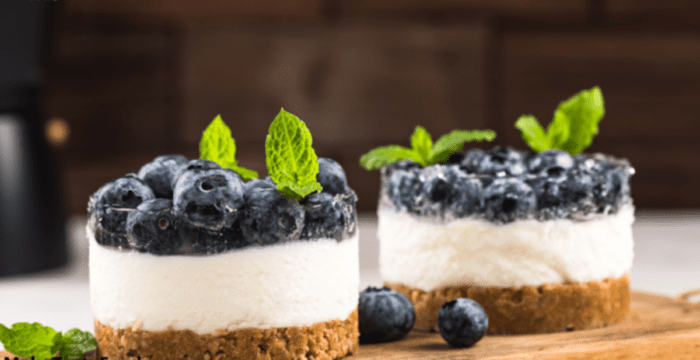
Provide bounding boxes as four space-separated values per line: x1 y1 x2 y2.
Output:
2 292 699 360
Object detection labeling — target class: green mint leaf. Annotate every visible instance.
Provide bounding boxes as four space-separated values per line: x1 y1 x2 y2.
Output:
200 114 236 168
359 145 422 170
200 114 258 180
58 328 97 360
410 126 433 164
265 108 323 200
515 115 549 153
0 322 62 360
428 129 496 164
230 165 258 182
552 86 605 155
547 110 571 149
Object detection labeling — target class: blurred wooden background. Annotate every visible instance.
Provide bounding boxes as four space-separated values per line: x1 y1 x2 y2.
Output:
43 0 700 215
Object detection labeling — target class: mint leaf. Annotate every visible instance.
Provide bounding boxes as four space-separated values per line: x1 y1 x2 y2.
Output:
200 114 258 181
428 129 496 164
410 126 432 164
359 145 422 170
58 328 97 360
553 86 604 155
547 110 571 149
0 322 62 360
515 115 549 153
265 108 323 200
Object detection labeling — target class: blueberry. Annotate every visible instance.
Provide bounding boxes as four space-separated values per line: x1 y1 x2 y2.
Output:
459 149 486 173
241 187 305 245
316 158 349 195
528 150 574 182
483 178 537 223
88 175 156 247
173 168 244 231
126 199 181 255
301 192 349 240
476 146 526 176
137 155 189 198
438 298 489 348
171 159 222 188
385 168 424 213
179 221 247 254
592 164 631 212
359 287 415 344
421 165 483 217
244 177 276 192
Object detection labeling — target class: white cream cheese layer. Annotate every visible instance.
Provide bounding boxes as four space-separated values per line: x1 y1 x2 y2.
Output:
378 205 634 291
89 230 359 334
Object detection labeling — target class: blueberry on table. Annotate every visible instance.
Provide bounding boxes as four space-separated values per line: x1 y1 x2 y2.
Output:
137 154 189 198
241 187 305 245
358 286 415 344
89 174 156 247
483 177 537 223
438 298 489 348
126 199 181 255
301 192 347 240
173 168 244 231
476 146 526 176
317 158 349 195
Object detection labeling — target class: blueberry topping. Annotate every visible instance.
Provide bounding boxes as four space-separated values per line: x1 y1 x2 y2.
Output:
421 165 483 217
385 168 424 212
173 168 244 231
459 149 486 173
137 154 189 198
359 287 415 344
483 178 537 223
171 159 222 187
317 158 349 195
244 177 276 192
476 146 526 176
438 298 489 348
179 220 248 254
126 199 181 255
241 187 305 245
302 192 351 240
88 175 156 247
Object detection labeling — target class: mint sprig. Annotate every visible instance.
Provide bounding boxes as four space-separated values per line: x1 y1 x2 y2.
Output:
515 86 605 155
265 108 323 200
359 126 496 170
0 323 96 360
200 114 259 181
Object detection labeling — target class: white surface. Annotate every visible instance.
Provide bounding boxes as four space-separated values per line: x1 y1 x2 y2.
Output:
89 230 359 333
378 205 634 290
1 211 700 347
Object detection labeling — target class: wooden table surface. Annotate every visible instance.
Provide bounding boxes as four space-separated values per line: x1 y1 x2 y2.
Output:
2 292 699 360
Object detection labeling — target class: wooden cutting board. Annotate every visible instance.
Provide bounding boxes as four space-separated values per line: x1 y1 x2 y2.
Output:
2 291 699 360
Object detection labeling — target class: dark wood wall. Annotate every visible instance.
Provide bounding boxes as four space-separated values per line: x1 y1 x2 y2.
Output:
44 0 700 215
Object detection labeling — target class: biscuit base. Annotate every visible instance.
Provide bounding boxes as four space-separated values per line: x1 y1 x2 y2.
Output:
386 275 630 334
94 310 359 360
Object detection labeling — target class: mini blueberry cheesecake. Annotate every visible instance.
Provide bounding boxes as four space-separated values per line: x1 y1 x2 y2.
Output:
360 87 635 334
88 111 359 360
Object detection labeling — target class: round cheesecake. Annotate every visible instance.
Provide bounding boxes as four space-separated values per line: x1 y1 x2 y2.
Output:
377 147 635 334
88 156 359 360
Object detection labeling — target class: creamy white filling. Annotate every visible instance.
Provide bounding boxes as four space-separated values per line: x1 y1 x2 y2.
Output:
378 205 634 291
89 230 359 334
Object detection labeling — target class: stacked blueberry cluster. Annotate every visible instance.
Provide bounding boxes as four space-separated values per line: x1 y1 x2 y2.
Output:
380 146 634 223
87 156 357 255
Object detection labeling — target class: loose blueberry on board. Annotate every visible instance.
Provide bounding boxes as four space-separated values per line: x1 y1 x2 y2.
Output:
317 158 349 195
88 174 156 247
476 146 527 176
172 168 244 231
126 199 181 255
358 287 415 344
438 298 489 348
386 168 424 213
137 154 189 198
241 187 305 245
301 192 347 240
483 177 537 223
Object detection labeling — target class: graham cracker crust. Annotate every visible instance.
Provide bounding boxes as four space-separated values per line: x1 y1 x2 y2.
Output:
386 275 630 334
94 310 358 360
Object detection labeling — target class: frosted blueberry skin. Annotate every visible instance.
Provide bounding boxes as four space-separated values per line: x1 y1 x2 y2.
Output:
88 156 358 255
380 147 634 223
